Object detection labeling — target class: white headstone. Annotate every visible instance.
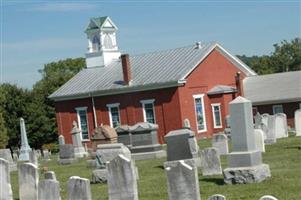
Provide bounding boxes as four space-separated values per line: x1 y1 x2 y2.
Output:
58 135 65 145
29 150 38 166
107 154 138 200
275 113 288 138
212 133 228 155
200 147 222 176
254 129 265 152
0 149 17 171
38 179 61 200
295 109 301 136
67 176 92 200
259 195 278 200
165 160 200 200
183 118 191 129
19 163 39 200
43 149 50 160
208 194 226 200
265 115 277 144
19 118 32 161
0 158 13 200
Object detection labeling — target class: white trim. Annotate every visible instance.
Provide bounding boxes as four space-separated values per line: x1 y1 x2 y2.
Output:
75 107 90 141
272 104 283 114
211 103 222 129
193 94 207 133
140 99 156 123
106 103 121 128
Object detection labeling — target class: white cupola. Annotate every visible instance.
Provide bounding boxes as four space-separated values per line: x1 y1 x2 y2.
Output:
85 16 121 68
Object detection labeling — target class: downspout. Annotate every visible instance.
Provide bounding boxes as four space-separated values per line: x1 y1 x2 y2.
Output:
90 93 98 128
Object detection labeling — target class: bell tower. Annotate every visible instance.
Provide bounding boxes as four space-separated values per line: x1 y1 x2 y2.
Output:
85 16 121 68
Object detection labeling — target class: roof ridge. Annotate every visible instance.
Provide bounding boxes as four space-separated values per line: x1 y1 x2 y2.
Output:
247 70 301 78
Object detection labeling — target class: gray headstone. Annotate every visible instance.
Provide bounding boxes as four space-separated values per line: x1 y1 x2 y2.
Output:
266 115 277 144
165 160 200 200
224 96 271 184
91 169 107 184
67 176 92 200
19 118 32 161
208 194 226 200
38 179 61 200
58 135 65 145
96 143 131 165
35 150 42 159
0 158 13 200
59 144 75 159
71 121 87 158
107 154 138 200
295 109 301 136
19 163 39 200
254 129 265 152
164 129 196 161
259 195 278 200
275 113 288 138
212 133 228 155
29 150 38 166
44 171 57 180
200 147 222 176
43 149 50 160
254 112 262 129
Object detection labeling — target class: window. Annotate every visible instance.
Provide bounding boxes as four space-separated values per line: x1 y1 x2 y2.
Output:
107 103 121 128
193 94 207 132
76 107 89 141
104 34 113 49
273 105 283 114
140 99 156 124
92 35 100 51
211 103 222 128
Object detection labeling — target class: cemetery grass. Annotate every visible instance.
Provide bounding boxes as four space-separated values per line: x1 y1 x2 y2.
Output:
10 135 301 200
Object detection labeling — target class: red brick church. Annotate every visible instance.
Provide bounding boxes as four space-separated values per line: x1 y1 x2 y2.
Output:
49 16 256 145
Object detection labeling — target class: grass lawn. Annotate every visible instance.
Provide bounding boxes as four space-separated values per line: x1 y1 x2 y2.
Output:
10 135 301 200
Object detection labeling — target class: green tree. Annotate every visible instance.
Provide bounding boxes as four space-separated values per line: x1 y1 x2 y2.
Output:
0 87 8 148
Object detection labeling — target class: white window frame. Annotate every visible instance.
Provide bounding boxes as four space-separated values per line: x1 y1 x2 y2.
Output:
211 103 222 129
106 103 121 128
140 99 156 123
272 104 283 114
75 107 90 141
193 94 207 132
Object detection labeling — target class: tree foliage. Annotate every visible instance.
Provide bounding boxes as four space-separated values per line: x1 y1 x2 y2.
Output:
0 87 8 148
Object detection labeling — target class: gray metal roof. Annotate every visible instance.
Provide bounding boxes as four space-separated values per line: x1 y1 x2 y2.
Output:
50 42 256 101
207 85 237 95
244 71 301 105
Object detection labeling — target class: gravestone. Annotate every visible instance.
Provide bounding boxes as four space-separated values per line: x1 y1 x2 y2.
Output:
0 149 17 171
19 118 32 161
107 154 138 200
43 149 51 160
224 115 231 135
58 144 77 165
265 115 277 144
29 150 38 166
275 113 288 138
200 147 222 176
254 129 265 152
254 112 262 129
44 171 57 180
35 149 42 159
67 176 92 200
71 121 88 158
38 179 61 200
116 125 132 146
12 152 18 162
212 133 228 155
223 96 271 184
91 169 107 184
0 158 13 200
295 109 301 136
164 129 198 161
58 135 65 145
259 195 278 200
165 159 200 200
183 118 191 129
208 194 226 200
19 163 39 200
96 143 131 164
91 125 118 151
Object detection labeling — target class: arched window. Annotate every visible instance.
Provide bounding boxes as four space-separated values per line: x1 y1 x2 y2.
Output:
104 34 113 49
92 35 100 51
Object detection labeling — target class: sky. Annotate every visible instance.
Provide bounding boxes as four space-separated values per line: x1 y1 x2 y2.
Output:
1 1 301 89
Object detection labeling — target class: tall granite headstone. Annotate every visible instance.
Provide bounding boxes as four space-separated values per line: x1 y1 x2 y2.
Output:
212 133 228 155
107 154 138 200
71 121 87 158
0 158 13 200
223 96 271 184
275 113 288 138
67 176 92 200
19 118 32 161
38 179 61 200
19 163 39 200
295 109 301 136
165 159 200 200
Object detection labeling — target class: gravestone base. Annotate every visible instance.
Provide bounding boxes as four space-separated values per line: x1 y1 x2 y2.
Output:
74 147 88 158
223 164 271 184
86 159 97 168
91 169 107 184
264 138 276 145
58 158 78 165
131 150 166 160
